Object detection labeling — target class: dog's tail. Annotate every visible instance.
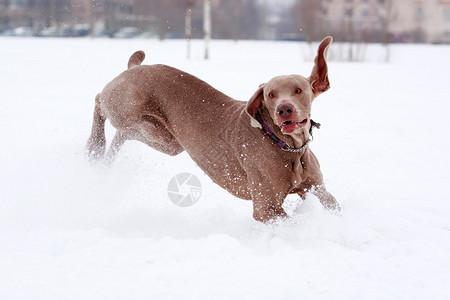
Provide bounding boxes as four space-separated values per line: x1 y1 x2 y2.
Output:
128 50 145 69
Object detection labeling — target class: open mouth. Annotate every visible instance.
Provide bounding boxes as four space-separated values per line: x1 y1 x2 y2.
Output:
281 119 308 133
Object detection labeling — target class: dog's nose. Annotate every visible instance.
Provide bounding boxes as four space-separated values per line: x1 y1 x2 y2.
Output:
276 103 295 118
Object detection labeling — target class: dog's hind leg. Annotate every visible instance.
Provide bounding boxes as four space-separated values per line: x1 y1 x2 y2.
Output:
85 94 106 163
103 116 184 164
138 115 184 156
104 130 127 164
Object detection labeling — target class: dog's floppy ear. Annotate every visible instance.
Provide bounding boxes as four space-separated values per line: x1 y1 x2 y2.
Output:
245 84 265 128
310 36 332 94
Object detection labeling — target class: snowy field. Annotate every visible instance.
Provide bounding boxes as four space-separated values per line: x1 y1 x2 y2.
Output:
1 37 450 299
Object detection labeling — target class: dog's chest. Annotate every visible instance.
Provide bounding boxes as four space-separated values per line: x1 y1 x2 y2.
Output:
290 155 305 188
288 148 324 195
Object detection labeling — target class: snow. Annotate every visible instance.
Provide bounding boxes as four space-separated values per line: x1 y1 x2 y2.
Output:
1 37 450 299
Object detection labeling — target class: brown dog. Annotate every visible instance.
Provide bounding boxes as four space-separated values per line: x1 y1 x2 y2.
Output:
86 36 339 222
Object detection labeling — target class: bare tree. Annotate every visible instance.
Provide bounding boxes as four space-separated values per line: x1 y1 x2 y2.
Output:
291 0 322 44
340 1 367 62
241 0 263 39
185 0 196 59
212 0 264 40
104 0 119 34
379 0 396 62
344 1 355 61
203 0 211 59
134 0 186 40
229 1 243 40
290 0 323 60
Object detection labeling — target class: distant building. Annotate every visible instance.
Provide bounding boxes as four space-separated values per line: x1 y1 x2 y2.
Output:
321 0 384 35
321 0 450 43
389 0 450 43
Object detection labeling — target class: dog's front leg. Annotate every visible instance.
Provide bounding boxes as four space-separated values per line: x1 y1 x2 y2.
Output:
252 198 288 223
245 170 290 222
311 185 340 211
249 184 288 222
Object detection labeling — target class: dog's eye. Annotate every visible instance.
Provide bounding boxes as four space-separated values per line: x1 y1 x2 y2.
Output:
295 88 302 94
268 92 275 98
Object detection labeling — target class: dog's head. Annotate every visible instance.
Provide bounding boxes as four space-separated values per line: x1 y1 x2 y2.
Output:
246 36 332 135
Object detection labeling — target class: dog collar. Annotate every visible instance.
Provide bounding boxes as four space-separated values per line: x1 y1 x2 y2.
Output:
255 109 320 153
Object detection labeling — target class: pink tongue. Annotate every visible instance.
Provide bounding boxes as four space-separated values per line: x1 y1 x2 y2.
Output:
282 123 297 132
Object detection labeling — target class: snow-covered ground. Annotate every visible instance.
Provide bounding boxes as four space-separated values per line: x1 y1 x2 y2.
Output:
1 37 449 299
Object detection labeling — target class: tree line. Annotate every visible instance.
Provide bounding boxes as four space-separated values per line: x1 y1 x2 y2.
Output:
1 0 398 44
